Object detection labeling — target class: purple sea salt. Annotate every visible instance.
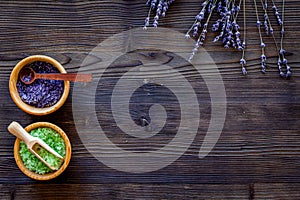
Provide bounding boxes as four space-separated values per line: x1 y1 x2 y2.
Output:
16 61 64 108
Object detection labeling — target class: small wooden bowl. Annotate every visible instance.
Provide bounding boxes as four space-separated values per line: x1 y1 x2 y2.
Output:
14 122 72 181
9 55 70 115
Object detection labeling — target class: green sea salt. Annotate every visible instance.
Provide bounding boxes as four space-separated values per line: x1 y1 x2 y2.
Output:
19 127 65 174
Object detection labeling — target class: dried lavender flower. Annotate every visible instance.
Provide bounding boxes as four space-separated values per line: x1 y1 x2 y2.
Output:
272 5 282 26
144 0 174 29
143 0 292 77
17 62 64 108
277 58 285 77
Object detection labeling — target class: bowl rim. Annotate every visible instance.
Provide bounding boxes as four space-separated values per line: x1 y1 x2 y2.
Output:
9 55 70 115
14 122 72 181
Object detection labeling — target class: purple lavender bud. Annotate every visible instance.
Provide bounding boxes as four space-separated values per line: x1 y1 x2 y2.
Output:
282 58 288 65
286 69 292 77
279 49 286 55
199 11 205 18
212 21 220 31
185 34 190 39
270 28 274 34
144 17 150 27
261 64 266 73
286 65 292 77
224 41 230 48
260 43 266 48
162 4 167 17
237 46 243 51
264 14 268 20
212 25 218 32
213 36 220 42
242 67 247 75
261 54 266 61
281 28 284 35
272 5 277 10
219 31 224 38
189 53 195 62
195 15 203 21
158 0 162 8
280 71 285 77
235 31 240 37
193 26 198 35
277 59 285 77
278 19 282 26
257 21 261 26
222 37 227 44
278 59 282 65
163 2 168 10
217 2 222 12
264 21 269 34
200 33 206 41
240 58 246 65
153 20 158 28
264 2 267 9
232 42 237 49
231 8 235 14
235 24 240 30
151 0 157 9
242 41 246 48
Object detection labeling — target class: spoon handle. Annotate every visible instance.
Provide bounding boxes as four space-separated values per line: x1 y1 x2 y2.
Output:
8 121 34 145
35 73 92 82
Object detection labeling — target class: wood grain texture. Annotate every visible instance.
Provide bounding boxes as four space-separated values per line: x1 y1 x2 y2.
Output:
0 0 299 199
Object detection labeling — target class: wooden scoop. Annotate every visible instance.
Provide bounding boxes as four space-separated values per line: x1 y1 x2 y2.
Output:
8 121 64 171
19 67 92 84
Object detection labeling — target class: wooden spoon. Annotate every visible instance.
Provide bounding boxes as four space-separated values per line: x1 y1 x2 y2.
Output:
8 121 64 171
19 67 92 84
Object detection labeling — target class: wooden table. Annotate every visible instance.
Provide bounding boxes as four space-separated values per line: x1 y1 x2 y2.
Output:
0 0 299 199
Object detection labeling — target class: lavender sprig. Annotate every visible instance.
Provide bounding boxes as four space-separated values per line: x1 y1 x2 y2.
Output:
261 0 283 76
143 0 292 77
211 0 244 51
240 0 247 74
144 0 175 29
185 0 209 38
188 0 217 61
268 0 291 77
279 0 291 77
262 0 269 36
271 0 282 26
254 0 267 73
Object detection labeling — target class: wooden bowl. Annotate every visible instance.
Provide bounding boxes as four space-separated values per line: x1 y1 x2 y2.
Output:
9 55 70 115
14 122 72 181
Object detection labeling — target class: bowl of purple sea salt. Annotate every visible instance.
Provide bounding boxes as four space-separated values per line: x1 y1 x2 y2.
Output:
9 55 70 115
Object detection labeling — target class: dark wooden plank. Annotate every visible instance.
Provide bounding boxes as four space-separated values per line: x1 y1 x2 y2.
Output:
254 183 300 199
0 183 250 200
1 183 300 200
